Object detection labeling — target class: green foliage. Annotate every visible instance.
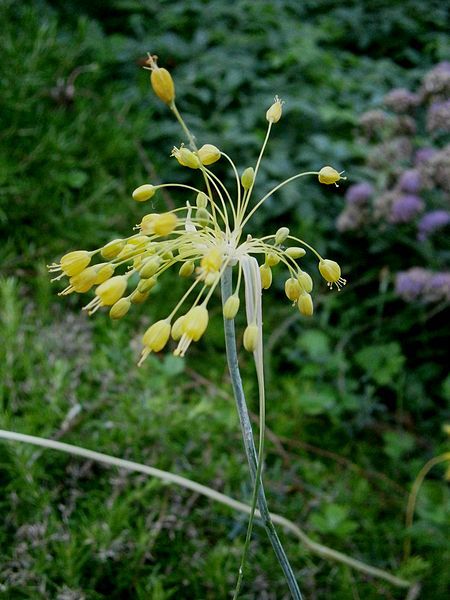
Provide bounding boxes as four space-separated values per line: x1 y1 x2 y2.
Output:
1 1 450 598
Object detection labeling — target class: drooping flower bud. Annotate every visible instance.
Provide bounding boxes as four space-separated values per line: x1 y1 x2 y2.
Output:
179 261 195 277
318 166 346 186
182 305 209 341
68 266 97 293
285 278 301 302
243 324 259 352
95 275 128 306
260 264 273 289
297 270 313 293
101 239 125 260
60 251 91 277
172 146 200 169
94 263 115 285
285 247 306 259
137 276 157 293
130 289 149 304
265 252 280 267
139 256 162 278
132 184 156 202
152 212 178 236
266 96 283 123
198 144 221 165
297 292 314 316
223 295 240 319
171 315 185 341
275 227 290 245
318 259 347 290
109 298 131 320
142 320 171 352
241 167 255 190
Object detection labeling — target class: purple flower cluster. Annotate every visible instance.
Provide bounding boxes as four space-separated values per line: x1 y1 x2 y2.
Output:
389 194 424 224
395 268 450 303
384 88 419 113
417 210 450 241
414 147 437 166
421 62 450 101
346 182 374 206
427 100 450 133
398 169 421 194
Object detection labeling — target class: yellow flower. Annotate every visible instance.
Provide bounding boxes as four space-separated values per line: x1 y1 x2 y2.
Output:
318 166 346 186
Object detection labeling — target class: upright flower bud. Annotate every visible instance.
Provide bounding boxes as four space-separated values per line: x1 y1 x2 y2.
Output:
266 96 283 123
223 295 240 320
298 292 314 316
318 166 346 186
146 55 175 105
196 192 208 209
275 227 290 245
198 144 221 165
132 184 156 202
241 167 255 190
243 324 259 352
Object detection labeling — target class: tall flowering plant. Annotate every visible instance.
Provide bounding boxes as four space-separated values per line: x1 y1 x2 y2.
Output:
48 55 347 598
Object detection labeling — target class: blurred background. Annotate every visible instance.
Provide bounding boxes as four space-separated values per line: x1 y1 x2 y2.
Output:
1 0 449 598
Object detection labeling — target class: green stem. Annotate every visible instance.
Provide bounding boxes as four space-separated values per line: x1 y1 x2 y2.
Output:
221 267 302 599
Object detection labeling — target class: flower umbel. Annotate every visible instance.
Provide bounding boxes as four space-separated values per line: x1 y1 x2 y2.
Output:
49 57 347 365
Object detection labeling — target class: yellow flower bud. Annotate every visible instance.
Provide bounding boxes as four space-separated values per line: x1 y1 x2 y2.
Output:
266 96 283 123
109 298 131 320
95 275 128 306
201 247 222 273
297 292 314 316
137 277 157 293
132 184 156 202
285 247 306 259
140 213 157 235
146 54 175 104
297 270 313 293
275 227 290 245
130 289 149 304
260 264 272 290
142 320 171 352
182 305 209 341
243 324 259 352
172 147 200 169
140 256 162 278
318 259 346 290
94 263 115 285
196 192 208 209
265 252 280 267
171 315 185 341
241 167 255 190
152 212 178 236
198 144 221 165
223 295 240 319
285 277 301 302
60 251 91 276
179 261 195 277
318 166 346 185
69 266 97 293
101 239 125 260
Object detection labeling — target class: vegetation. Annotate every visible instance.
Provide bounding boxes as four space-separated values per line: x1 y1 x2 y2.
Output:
1 1 449 598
